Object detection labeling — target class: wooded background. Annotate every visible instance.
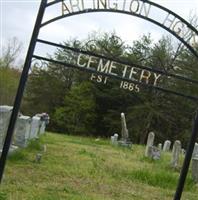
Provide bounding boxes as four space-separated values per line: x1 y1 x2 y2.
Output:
1 33 198 146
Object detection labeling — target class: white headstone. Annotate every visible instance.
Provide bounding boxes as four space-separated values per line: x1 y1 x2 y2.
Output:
111 136 115 144
39 121 46 135
111 133 119 145
163 140 171 152
0 106 13 149
158 143 162 151
14 115 31 147
29 116 40 139
145 132 155 157
114 133 118 141
171 140 181 168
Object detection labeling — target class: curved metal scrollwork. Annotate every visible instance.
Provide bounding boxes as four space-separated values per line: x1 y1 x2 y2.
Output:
84 39 98 52
31 58 49 72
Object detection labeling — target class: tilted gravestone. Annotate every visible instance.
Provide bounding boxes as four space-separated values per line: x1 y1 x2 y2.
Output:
14 115 31 148
39 121 46 135
147 146 161 160
171 140 181 168
0 106 13 149
29 116 41 139
192 157 198 183
158 143 162 151
121 113 129 141
36 113 49 135
118 113 132 147
145 132 155 157
163 140 171 152
192 143 198 158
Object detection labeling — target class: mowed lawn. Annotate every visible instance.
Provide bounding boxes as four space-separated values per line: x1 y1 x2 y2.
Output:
0 133 198 200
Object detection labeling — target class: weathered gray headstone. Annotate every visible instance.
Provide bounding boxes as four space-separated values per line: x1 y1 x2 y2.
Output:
121 113 129 141
39 121 46 135
192 143 198 158
111 133 119 145
0 106 13 149
36 113 49 135
111 136 115 144
14 115 31 148
147 146 161 160
35 153 42 163
145 132 155 157
192 157 198 183
171 140 181 168
114 133 118 141
163 140 171 152
158 143 162 151
29 116 40 139
118 113 132 147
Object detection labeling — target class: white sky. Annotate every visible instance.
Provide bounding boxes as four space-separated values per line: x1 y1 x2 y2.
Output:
1 0 198 64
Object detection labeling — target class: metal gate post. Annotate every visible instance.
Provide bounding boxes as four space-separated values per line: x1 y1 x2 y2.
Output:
0 0 47 183
174 111 198 200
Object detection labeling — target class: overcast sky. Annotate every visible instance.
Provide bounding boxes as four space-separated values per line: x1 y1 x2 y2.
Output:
1 0 198 65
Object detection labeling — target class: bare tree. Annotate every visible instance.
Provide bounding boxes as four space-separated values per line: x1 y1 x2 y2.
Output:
1 37 23 68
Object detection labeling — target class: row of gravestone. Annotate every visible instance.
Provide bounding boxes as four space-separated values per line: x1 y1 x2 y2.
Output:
110 113 198 184
145 132 182 163
145 132 198 183
0 105 49 154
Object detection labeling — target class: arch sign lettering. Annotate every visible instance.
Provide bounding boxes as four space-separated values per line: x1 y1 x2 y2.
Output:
0 1 198 199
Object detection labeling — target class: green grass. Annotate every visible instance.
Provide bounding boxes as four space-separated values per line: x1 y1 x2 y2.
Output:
0 132 197 200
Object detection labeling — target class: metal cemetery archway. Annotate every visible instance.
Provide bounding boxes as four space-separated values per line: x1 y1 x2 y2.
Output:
0 1 198 199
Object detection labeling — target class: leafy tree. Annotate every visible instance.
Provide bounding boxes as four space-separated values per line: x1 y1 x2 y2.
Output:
54 81 96 135
0 37 22 105
0 67 20 105
23 32 198 146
